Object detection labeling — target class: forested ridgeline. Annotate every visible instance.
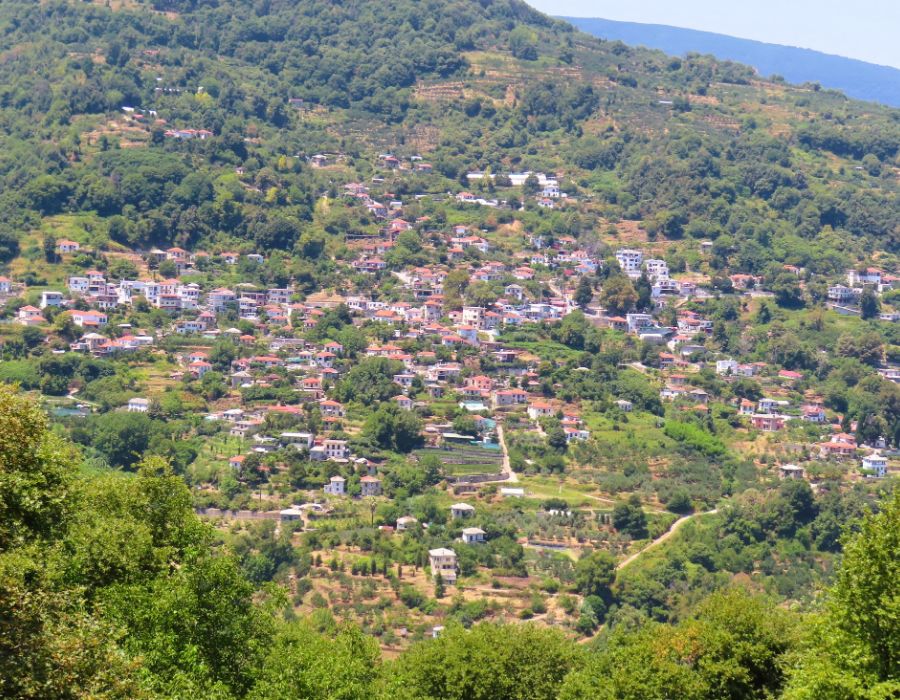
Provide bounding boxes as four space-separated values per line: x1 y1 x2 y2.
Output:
0 0 895 273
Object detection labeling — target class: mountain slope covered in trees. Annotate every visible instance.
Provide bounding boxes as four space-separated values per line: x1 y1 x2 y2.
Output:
0 2 899 697
0 0 897 278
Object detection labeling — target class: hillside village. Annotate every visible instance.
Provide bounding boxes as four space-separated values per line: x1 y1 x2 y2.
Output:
13 166 900 476
2 156 897 643
0 1 898 695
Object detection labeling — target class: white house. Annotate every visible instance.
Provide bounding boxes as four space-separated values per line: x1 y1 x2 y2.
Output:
462 306 485 327
68 276 90 294
188 360 212 378
615 249 643 278
828 285 857 303
70 310 108 328
862 452 888 478
847 268 882 287
177 320 207 335
40 291 64 309
504 283 525 301
461 527 486 545
127 398 150 413
716 359 739 375
428 548 457 583
17 306 45 326
280 432 314 450
527 401 554 421
450 503 475 519
564 427 590 442
324 475 346 495
643 259 669 280
758 398 789 413
208 288 236 311
625 313 654 333
323 439 350 460
492 389 528 408
801 405 827 424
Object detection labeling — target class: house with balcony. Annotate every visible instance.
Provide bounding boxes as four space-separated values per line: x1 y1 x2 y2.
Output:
428 548 457 583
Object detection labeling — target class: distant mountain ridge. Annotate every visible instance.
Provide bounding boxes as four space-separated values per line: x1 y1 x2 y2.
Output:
564 16 900 108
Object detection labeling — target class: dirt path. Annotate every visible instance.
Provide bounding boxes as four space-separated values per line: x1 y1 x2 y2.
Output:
576 507 720 645
615 508 718 572
496 423 518 483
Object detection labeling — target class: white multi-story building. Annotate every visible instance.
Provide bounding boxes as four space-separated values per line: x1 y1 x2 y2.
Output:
267 288 292 305
462 306 485 328
68 276 90 294
862 452 888 478
156 294 182 311
208 288 236 311
39 291 64 309
428 548 458 583
625 313 654 333
276 432 312 450
847 268 881 286
643 259 669 281
615 249 643 278
828 285 857 303
142 282 161 305
324 475 346 495
323 439 350 460
758 398 790 413
179 284 201 309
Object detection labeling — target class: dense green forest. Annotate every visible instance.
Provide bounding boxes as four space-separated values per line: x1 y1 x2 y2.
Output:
2 384 897 698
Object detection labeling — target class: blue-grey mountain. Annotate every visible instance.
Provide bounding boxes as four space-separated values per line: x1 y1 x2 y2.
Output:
564 16 900 107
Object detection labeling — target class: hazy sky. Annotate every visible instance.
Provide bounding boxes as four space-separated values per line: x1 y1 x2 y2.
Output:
526 0 900 69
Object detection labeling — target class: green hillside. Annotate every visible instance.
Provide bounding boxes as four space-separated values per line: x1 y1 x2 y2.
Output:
2 383 897 698
0 0 896 273
0 2 899 698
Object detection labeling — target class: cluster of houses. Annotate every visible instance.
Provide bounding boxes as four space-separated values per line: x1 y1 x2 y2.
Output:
827 266 900 320
3 167 898 522
654 350 890 478
11 224 898 487
464 170 569 209
197 320 594 482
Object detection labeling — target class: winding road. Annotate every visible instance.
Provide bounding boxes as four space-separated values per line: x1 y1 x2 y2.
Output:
576 506 720 645
615 508 718 572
